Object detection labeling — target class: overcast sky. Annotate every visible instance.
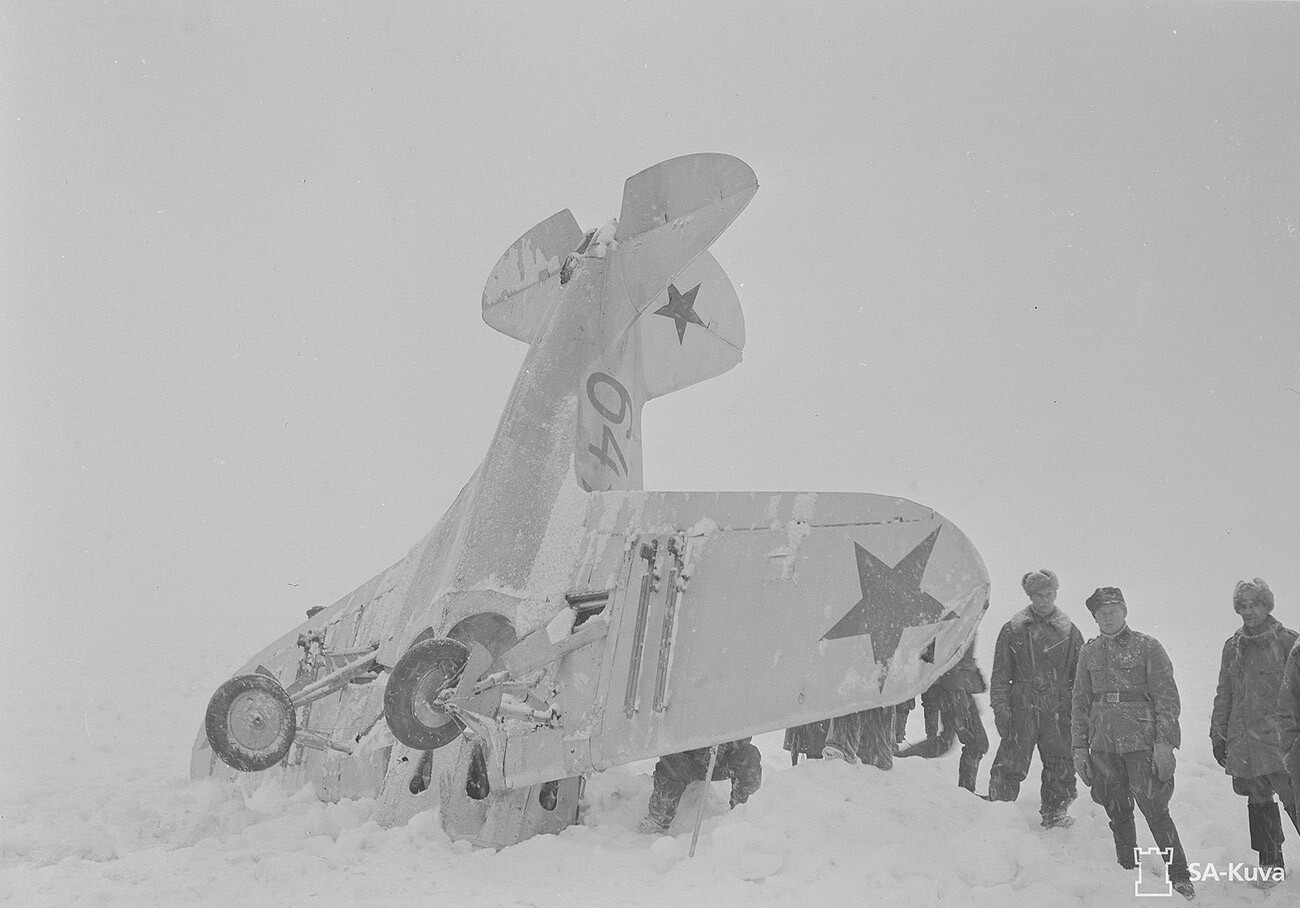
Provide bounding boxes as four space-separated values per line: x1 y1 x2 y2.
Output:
4 2 1298 676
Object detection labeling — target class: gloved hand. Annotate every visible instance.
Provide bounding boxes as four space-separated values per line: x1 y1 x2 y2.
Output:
1211 736 1227 768
994 712 1011 739
1153 742 1177 781
1073 748 1093 787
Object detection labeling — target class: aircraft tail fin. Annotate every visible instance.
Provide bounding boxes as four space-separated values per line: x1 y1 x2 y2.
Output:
574 251 747 491
482 155 755 347
574 156 756 492
481 209 586 344
632 250 744 401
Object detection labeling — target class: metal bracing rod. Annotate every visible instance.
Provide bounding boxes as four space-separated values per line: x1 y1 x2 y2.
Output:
689 744 720 858
623 572 653 717
623 539 660 718
295 728 355 755
290 651 379 707
652 568 681 712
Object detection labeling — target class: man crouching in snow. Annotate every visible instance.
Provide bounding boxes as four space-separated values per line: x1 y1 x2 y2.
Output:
1072 587 1195 900
1211 577 1299 888
637 739 762 833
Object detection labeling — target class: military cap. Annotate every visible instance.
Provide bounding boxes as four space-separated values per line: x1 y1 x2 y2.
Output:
1086 586 1126 613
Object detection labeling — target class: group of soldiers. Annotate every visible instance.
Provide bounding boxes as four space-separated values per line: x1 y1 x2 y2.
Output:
638 569 1300 902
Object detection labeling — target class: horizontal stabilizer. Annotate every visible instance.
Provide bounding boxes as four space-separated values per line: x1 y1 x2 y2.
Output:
612 154 758 312
615 154 757 243
482 209 586 344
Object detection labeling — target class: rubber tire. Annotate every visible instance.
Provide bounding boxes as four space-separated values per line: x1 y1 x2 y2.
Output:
205 673 296 772
385 637 470 750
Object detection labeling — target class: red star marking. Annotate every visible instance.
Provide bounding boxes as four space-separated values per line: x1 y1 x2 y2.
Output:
822 527 955 670
653 283 705 343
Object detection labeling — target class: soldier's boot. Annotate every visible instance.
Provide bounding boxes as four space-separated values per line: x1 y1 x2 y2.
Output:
1111 814 1138 869
897 734 953 760
1040 806 1074 829
1286 800 1300 837
1249 801 1285 889
957 751 981 793
892 701 913 747
985 773 1021 803
1253 852 1285 890
1041 784 1076 829
639 783 680 833
923 699 940 739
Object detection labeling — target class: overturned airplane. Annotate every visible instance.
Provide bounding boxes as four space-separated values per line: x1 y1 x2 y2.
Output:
192 154 990 847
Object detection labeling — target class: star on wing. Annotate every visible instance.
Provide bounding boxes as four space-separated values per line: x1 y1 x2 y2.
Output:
822 527 954 670
654 282 706 344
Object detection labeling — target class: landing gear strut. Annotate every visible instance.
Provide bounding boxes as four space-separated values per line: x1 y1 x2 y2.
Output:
204 646 380 772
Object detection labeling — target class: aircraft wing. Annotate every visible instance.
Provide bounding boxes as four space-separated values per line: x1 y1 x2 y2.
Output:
495 489 988 787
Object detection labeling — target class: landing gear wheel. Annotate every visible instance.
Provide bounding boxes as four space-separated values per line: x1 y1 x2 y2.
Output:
205 673 296 772
385 638 470 750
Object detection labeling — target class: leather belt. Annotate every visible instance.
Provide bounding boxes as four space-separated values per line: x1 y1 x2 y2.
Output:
1093 691 1148 703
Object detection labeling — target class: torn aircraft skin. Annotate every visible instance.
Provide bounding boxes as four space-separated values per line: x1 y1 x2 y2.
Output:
191 154 991 848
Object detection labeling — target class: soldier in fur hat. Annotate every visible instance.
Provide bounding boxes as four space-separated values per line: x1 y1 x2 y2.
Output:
1211 578 1298 888
987 569 1084 828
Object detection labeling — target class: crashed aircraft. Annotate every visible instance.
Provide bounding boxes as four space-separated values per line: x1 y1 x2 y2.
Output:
192 153 990 847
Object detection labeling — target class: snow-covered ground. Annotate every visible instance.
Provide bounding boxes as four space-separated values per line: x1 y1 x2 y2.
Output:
0 618 1283 907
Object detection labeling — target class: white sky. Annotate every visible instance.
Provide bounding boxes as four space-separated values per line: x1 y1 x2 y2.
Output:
4 2 1299 677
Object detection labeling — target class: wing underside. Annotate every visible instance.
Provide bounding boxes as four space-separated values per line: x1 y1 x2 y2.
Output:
500 489 989 786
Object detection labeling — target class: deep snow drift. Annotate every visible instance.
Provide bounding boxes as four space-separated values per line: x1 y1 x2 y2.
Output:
1 618 1286 907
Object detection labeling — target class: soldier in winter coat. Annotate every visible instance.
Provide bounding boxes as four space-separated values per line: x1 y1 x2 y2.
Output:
638 738 762 833
1072 587 1194 901
1281 618 1300 817
896 638 990 792
987 570 1084 827
1210 578 1299 883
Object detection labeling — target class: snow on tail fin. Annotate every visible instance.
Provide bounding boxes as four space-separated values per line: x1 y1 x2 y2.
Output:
481 209 586 344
